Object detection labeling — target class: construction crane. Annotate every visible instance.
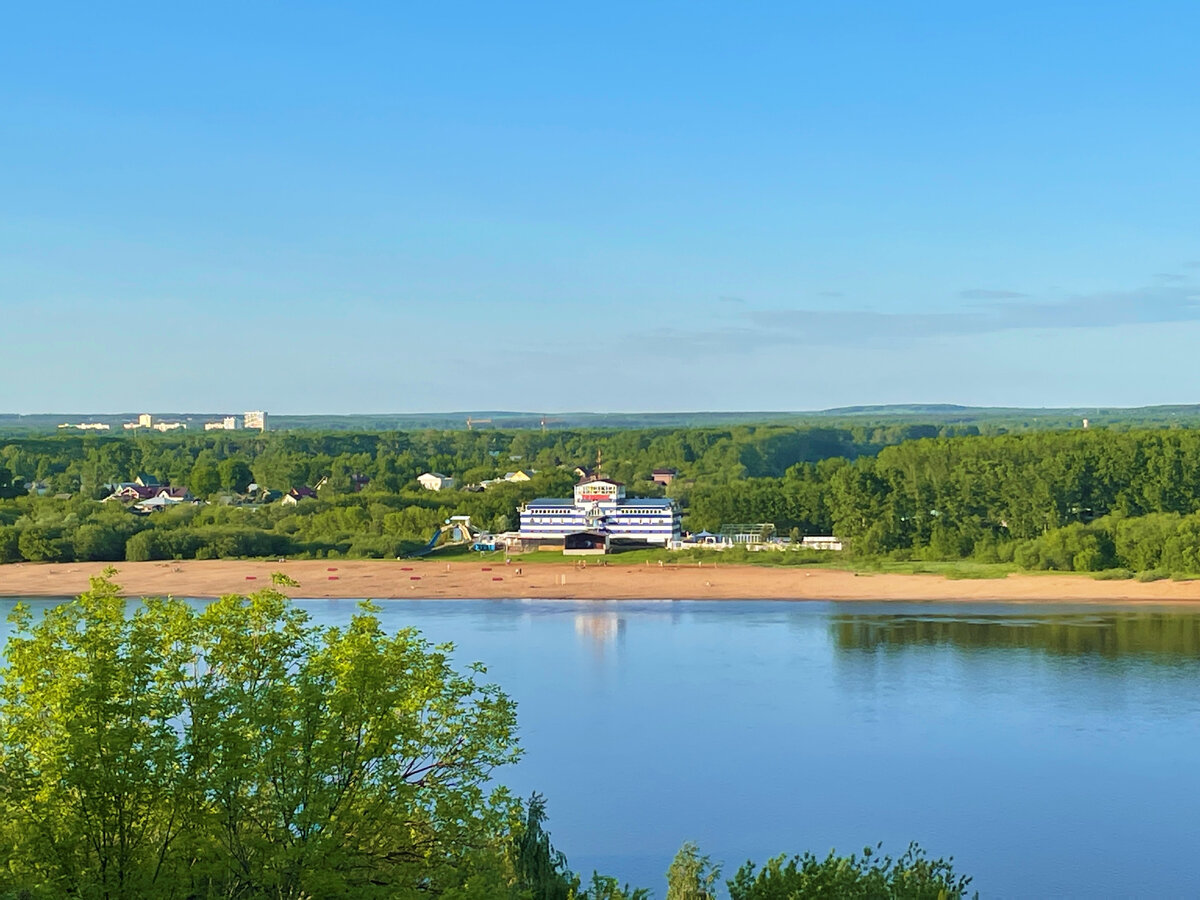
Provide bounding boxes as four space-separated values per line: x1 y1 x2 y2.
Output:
466 417 492 430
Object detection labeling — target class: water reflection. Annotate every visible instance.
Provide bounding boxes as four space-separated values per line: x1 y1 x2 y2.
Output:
831 608 1200 658
574 612 625 652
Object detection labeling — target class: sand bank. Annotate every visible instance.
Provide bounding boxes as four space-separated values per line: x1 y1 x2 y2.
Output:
0 558 1198 603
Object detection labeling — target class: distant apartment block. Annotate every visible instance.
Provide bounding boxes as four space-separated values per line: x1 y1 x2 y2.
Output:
204 416 240 431
58 422 111 431
243 410 267 431
124 413 185 431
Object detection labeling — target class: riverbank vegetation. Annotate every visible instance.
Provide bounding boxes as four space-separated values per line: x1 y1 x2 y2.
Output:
7 425 1200 580
0 574 974 899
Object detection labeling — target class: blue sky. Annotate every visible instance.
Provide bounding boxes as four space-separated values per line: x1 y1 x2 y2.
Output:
3 2 1199 413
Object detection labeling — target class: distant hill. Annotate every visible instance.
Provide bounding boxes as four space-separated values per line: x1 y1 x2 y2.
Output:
5 404 1200 434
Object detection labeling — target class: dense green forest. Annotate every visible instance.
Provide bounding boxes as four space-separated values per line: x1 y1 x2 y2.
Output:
0 424 958 563
0 575 974 899
7 424 1200 577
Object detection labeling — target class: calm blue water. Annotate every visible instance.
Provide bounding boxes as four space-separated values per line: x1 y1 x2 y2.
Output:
4 597 1200 897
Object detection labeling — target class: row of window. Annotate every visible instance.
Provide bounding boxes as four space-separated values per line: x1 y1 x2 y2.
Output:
523 520 676 528
527 518 672 525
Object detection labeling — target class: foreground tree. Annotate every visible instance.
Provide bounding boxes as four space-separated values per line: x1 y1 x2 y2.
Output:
510 793 650 900
0 572 193 896
0 571 521 899
512 792 576 900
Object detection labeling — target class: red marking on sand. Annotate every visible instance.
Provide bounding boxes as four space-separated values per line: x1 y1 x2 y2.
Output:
245 576 256 580
401 567 413 571
327 567 338 571
481 567 492 571
410 576 421 580
328 576 339 580
492 577 503 582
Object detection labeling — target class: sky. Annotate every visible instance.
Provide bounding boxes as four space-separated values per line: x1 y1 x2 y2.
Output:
3 1 1200 414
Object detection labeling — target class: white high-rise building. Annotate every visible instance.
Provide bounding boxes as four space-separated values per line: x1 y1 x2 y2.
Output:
243 411 267 431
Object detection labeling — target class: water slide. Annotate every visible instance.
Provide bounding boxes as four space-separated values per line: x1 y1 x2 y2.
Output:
414 528 444 557
410 517 480 557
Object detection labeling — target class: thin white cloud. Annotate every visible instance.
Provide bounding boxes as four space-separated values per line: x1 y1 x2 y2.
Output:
957 288 1027 300
645 284 1200 355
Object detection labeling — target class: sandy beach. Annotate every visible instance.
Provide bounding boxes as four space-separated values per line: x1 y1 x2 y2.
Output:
1 558 1198 603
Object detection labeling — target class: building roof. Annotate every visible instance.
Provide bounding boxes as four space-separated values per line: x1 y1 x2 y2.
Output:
134 496 174 510
652 468 678 474
526 497 674 509
576 476 624 487
110 484 164 500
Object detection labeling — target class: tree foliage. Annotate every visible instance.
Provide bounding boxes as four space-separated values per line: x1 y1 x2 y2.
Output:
0 572 521 898
666 841 721 900
727 842 974 899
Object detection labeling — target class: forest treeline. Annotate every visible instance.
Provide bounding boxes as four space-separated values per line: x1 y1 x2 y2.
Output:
689 429 1200 576
7 425 1200 576
0 424 961 563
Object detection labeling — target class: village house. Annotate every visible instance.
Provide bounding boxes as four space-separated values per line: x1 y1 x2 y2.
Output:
417 472 456 491
651 468 678 486
281 486 317 506
107 484 189 503
132 487 196 512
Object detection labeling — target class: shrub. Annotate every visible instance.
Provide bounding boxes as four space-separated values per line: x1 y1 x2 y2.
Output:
1092 568 1134 580
73 523 126 562
18 526 73 563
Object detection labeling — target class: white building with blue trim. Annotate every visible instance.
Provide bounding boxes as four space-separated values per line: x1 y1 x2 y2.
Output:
519 477 681 546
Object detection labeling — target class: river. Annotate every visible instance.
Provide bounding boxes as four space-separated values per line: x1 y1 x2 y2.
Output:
4 597 1200 896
